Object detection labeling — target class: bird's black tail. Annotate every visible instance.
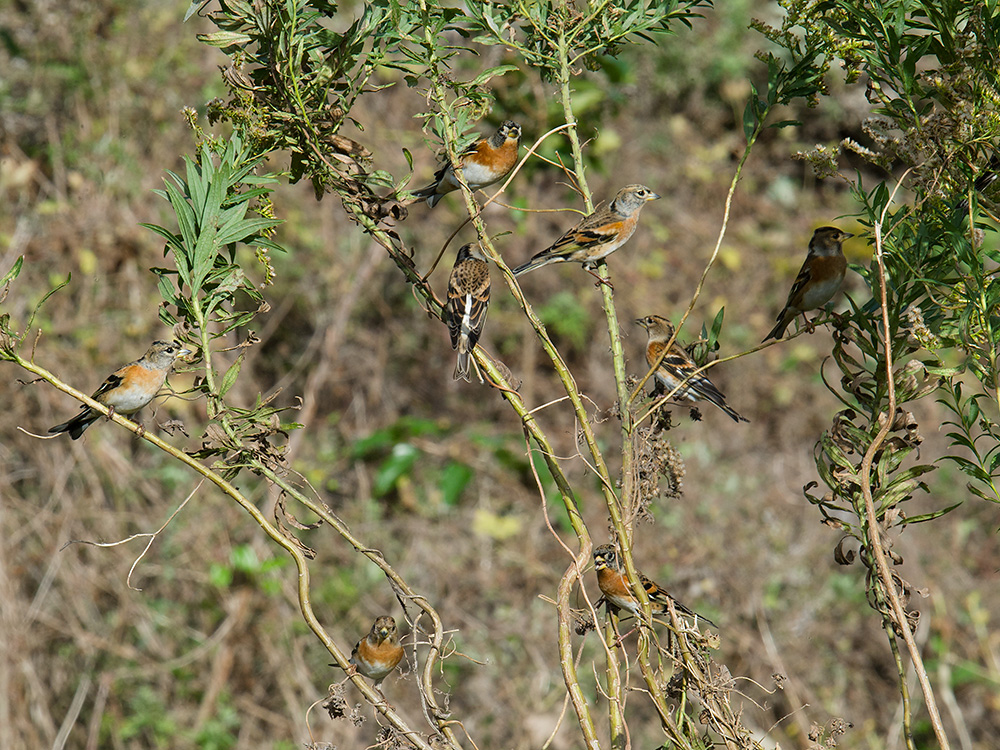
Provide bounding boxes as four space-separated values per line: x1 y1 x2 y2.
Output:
49 408 100 440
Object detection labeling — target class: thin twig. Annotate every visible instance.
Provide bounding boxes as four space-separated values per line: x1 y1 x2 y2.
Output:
80 481 199 591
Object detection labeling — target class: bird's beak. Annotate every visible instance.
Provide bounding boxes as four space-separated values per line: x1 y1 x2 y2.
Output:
841 231 855 239
634 318 648 328
378 627 390 638
176 345 193 358
646 191 662 201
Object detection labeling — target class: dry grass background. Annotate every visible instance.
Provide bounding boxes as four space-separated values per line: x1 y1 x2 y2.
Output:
2 1 999 749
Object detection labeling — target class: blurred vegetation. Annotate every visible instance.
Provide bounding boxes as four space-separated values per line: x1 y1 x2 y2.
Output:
2 1 1000 750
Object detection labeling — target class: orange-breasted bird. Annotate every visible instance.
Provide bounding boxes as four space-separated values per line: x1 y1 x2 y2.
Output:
412 121 521 208
636 315 748 423
348 615 404 689
513 184 660 278
49 340 191 439
762 227 853 342
593 543 715 627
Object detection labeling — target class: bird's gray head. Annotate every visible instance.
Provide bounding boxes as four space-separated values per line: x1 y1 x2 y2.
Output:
612 184 661 214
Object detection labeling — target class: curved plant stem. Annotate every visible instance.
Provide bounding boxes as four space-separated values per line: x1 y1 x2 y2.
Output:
861 188 950 750
10 352 437 750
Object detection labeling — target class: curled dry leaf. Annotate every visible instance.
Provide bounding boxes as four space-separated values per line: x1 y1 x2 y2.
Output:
573 609 595 636
323 683 350 721
834 536 856 565
273 495 318 559
159 419 189 437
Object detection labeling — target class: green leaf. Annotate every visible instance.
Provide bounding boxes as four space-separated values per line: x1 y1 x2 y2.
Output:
1 256 23 286
155 271 178 306
206 266 246 295
768 119 802 130
440 461 474 506
209 562 233 588
186 153 208 217
216 216 281 246
363 170 396 188
230 543 261 573
469 64 519 87
218 309 259 336
25 274 71 333
351 428 394 458
183 1 205 22
188 152 228 291
140 223 184 252
219 354 243 398
251 237 286 254
904 502 963 524
374 443 420 497
196 31 253 48
708 307 725 347
967 482 1000 503
163 177 197 244
742 90 758 141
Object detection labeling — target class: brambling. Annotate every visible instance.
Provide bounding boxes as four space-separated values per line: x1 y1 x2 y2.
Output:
446 243 491 382
412 120 521 208
348 615 404 689
593 544 715 627
762 227 854 342
636 315 748 423
49 340 191 440
512 184 660 278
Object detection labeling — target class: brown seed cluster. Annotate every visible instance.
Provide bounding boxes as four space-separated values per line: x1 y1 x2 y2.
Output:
633 425 686 518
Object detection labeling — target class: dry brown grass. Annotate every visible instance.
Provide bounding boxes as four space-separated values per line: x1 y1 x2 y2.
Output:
2 2 999 749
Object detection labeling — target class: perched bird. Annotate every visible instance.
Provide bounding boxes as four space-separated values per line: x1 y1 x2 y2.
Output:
593 543 715 627
636 315 748 423
446 243 491 382
348 615 405 689
762 226 854 342
512 184 660 278
412 120 521 208
49 340 191 439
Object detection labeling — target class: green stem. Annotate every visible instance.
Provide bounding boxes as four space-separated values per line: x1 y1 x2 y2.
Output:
887 628 916 750
604 617 626 750
635 631 690 747
555 42 593 213
190 294 220 418
553 37 632 492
